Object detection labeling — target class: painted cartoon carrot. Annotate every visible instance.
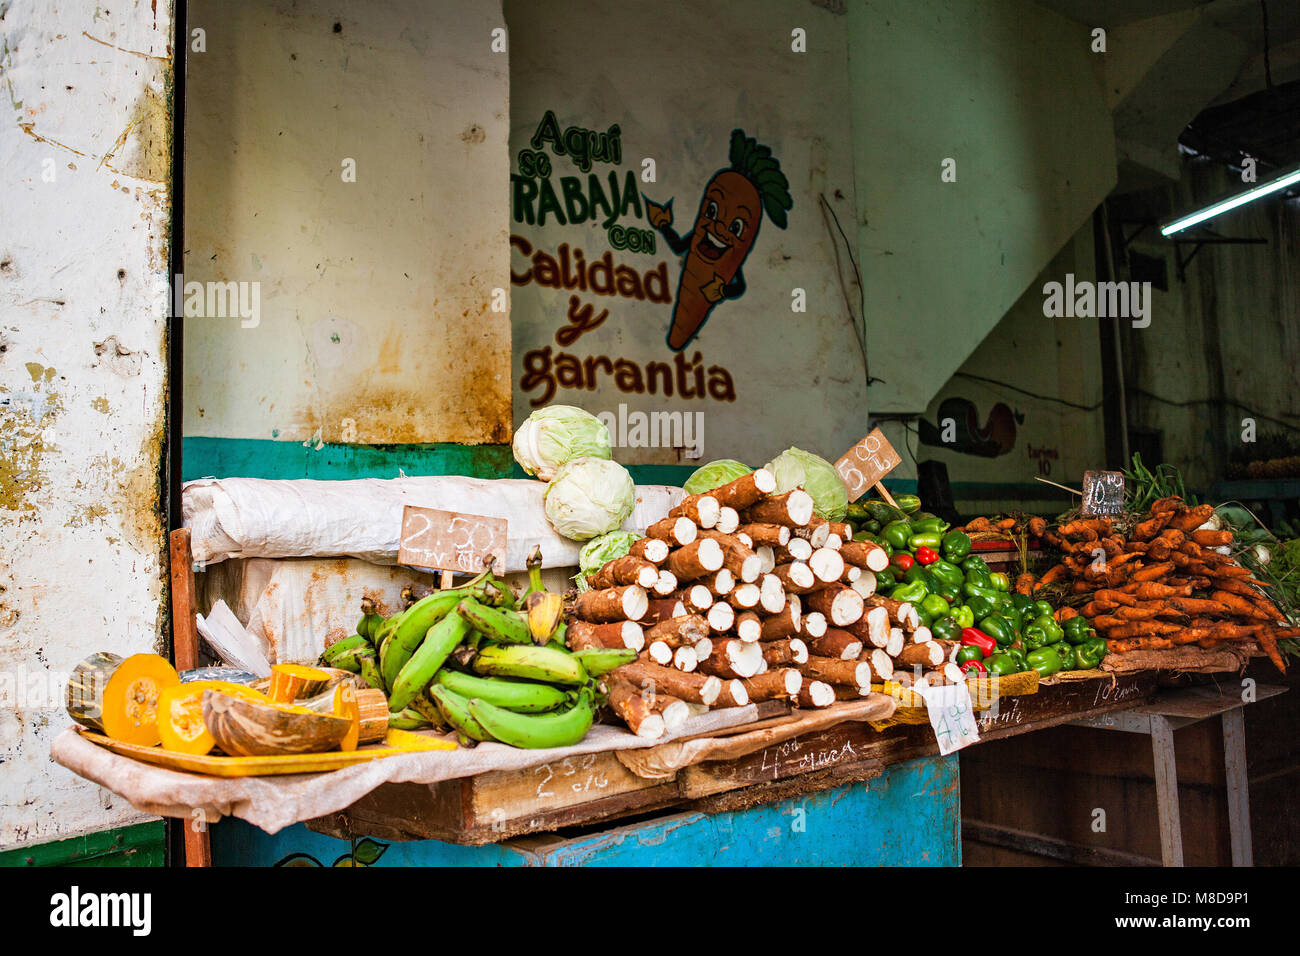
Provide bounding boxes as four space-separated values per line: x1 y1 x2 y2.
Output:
645 130 792 351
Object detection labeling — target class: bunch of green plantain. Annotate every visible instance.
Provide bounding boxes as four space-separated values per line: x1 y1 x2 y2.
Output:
318 549 632 749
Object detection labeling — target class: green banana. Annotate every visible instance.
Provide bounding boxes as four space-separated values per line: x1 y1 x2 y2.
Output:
429 685 495 743
355 648 386 691
458 598 531 645
387 707 432 731
406 692 448 730
467 689 595 749
571 647 637 677
320 634 368 671
434 668 568 713
388 610 473 712
379 575 492 691
471 643 589 686
371 614 402 659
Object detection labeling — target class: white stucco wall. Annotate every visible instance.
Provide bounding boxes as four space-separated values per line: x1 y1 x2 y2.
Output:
0 0 171 847
182 0 513 447
505 0 869 468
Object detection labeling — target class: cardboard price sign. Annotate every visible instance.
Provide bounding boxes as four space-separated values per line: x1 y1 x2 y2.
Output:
398 506 507 574
916 681 980 756
1081 470 1125 517
835 428 903 504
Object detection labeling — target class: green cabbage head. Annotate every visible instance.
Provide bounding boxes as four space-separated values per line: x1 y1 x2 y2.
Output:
513 405 612 481
683 459 752 496
544 457 636 541
765 447 849 521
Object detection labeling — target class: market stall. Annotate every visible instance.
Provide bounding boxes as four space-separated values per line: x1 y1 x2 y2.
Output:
51 409 1293 866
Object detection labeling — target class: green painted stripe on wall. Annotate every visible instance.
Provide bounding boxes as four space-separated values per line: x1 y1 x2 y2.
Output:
183 437 516 482
0 822 166 867
182 439 1048 503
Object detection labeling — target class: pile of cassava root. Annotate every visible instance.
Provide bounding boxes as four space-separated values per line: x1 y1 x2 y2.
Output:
565 469 968 740
1037 496 1295 671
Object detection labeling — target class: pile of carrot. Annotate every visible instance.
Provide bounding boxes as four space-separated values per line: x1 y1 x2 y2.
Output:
1035 496 1295 672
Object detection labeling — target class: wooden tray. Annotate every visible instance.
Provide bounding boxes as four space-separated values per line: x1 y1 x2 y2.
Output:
78 727 455 777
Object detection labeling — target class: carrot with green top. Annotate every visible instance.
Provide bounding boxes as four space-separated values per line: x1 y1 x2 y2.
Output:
645 130 793 351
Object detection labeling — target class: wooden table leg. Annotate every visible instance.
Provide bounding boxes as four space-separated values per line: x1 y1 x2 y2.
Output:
1221 707 1253 867
1149 714 1184 867
169 528 211 867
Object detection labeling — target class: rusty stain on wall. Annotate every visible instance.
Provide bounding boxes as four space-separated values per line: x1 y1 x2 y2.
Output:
0 371 62 512
99 85 168 183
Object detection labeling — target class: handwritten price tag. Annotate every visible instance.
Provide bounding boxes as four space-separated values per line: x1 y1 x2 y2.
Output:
916 681 980 756
398 506 507 574
834 428 902 502
1081 470 1125 517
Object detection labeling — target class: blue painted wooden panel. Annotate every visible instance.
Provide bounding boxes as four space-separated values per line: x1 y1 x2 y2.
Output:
212 755 959 867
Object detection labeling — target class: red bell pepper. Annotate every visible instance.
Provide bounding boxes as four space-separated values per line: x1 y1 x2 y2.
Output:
960 658 987 676
914 546 939 566
960 627 996 657
891 553 914 572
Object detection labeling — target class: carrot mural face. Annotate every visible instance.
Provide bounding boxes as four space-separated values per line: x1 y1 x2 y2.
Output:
645 130 792 351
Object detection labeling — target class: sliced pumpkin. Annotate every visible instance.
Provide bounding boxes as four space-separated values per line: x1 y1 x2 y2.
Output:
157 680 268 755
202 690 351 756
66 652 180 746
267 664 333 704
299 683 362 751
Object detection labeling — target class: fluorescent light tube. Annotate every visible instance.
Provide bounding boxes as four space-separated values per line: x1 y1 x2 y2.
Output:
1161 163 1300 236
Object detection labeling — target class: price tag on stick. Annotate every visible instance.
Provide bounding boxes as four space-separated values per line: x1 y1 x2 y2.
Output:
398 506 507 584
1081 470 1125 517
834 427 903 506
916 681 980 756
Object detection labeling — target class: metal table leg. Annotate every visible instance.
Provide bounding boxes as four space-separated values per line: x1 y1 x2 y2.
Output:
1221 708 1253 866
1149 715 1184 867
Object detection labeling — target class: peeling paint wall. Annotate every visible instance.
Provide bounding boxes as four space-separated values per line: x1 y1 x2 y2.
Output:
182 0 512 448
0 0 171 848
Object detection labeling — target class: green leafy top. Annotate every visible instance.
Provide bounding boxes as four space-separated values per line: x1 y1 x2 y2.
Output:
728 129 793 229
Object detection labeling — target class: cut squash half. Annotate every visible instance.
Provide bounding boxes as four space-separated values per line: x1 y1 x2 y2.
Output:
202 690 351 756
66 652 180 747
267 663 333 704
157 680 268 755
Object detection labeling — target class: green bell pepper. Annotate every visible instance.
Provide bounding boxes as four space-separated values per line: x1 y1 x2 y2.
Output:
1026 646 1063 677
1051 642 1076 671
931 617 961 643
927 559 964 590
1034 614 1064 644
921 594 951 619
908 532 943 552
932 581 963 606
890 581 928 605
964 581 1001 602
988 572 1011 592
1005 647 1028 671
1032 600 1055 620
941 530 972 563
1010 593 1033 613
952 605 975 629
910 517 949 535
977 613 1015 647
961 556 991 576
882 521 913 551
966 593 998 621
874 565 899 587
903 564 929 585
983 653 1019 677
955 645 985 665
1021 622 1049 651
1063 616 1092 645
1074 636 1107 670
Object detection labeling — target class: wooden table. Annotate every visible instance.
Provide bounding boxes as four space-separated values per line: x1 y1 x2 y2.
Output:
302 671 1165 848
